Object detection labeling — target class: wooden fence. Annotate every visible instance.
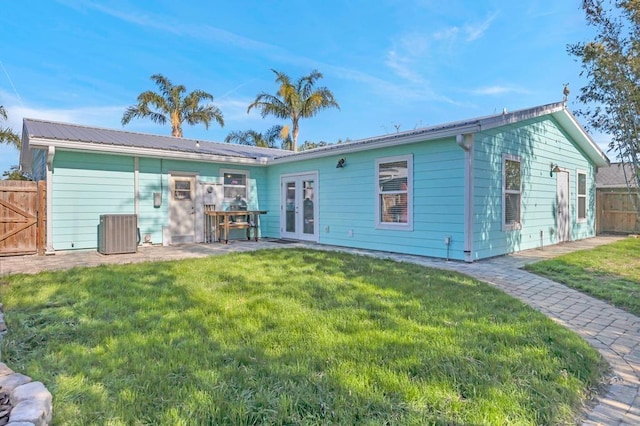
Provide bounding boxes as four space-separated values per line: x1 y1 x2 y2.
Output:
597 189 640 235
0 181 46 256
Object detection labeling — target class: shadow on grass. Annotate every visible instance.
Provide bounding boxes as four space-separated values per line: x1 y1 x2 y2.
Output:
0 249 607 425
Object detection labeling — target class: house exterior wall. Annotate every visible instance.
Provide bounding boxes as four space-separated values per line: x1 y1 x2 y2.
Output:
51 151 136 250
264 138 467 259
38 112 600 260
472 116 596 260
51 150 267 250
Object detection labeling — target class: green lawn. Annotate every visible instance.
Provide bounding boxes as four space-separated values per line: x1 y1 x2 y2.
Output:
0 249 606 425
525 237 640 316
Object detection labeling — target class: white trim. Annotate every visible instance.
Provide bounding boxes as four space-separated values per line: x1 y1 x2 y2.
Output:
576 169 587 223
45 146 55 254
220 168 251 203
502 153 522 231
457 134 474 262
27 137 270 166
134 157 139 218
375 154 413 231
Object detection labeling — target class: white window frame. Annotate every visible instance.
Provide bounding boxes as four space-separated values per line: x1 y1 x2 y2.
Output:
220 168 250 202
502 154 522 231
577 169 587 223
375 154 413 231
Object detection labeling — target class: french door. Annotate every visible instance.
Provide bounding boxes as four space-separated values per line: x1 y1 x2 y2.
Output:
280 172 318 241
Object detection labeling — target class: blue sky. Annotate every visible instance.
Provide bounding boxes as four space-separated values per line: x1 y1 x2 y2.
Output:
0 0 604 175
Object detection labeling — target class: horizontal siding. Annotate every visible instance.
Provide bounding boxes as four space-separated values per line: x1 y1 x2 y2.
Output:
264 138 466 259
52 151 135 250
52 151 269 250
472 116 596 260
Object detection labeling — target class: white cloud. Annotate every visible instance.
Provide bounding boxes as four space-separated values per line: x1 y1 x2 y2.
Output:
470 85 531 96
432 10 499 45
464 11 499 42
433 27 460 42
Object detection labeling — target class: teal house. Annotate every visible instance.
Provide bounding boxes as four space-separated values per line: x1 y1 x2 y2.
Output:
20 101 609 262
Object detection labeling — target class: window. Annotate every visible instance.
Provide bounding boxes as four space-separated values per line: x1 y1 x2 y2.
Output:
375 154 413 230
503 154 522 230
173 179 192 200
221 169 249 201
577 171 587 222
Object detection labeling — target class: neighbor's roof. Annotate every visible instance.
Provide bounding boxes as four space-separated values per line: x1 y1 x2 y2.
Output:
596 162 639 188
270 101 610 167
20 118 295 167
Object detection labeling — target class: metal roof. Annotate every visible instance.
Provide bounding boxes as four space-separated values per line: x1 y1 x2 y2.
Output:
21 101 610 169
596 162 639 188
22 118 295 161
271 101 610 168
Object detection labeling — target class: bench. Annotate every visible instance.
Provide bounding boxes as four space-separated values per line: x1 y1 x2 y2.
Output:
218 219 257 243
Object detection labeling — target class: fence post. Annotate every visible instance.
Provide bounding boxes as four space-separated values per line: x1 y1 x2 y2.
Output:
37 180 47 255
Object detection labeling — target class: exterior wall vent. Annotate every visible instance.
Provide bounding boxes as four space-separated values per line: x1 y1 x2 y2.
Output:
98 214 138 255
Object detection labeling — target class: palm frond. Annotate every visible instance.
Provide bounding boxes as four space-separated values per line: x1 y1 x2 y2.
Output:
0 127 21 150
123 74 223 136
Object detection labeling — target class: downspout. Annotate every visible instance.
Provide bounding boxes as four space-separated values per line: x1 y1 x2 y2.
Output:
45 146 55 254
456 134 474 262
134 157 139 217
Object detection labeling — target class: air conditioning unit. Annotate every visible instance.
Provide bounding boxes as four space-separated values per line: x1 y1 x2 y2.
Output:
98 214 138 254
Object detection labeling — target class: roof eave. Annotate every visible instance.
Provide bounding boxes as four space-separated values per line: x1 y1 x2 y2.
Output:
552 108 610 167
27 137 270 166
271 102 575 164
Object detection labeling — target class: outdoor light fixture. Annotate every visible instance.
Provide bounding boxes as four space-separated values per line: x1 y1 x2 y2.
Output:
550 163 561 177
336 158 345 168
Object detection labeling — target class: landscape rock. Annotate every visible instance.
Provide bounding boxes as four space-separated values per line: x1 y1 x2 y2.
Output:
0 376 30 394
9 399 51 426
11 383 50 408
0 365 13 378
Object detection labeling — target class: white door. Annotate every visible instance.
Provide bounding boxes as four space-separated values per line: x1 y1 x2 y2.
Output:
556 171 570 243
281 173 318 241
169 175 196 244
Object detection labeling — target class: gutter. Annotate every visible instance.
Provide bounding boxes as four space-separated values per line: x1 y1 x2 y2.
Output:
27 138 273 166
457 134 474 263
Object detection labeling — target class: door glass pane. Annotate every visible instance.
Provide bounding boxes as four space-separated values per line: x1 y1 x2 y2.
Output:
174 180 192 200
303 180 314 234
285 182 296 233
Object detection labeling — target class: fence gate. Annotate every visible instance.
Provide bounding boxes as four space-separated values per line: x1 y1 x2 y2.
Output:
0 181 46 256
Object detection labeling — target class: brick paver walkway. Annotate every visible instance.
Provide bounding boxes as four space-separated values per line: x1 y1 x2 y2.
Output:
0 235 637 425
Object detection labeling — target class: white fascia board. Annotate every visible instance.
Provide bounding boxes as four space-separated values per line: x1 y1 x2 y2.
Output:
27 137 268 166
270 122 482 164
552 109 610 167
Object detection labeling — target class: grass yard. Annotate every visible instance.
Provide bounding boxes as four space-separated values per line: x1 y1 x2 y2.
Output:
0 249 606 425
525 237 640 316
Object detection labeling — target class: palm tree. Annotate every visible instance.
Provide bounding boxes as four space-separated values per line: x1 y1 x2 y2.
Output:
122 74 224 137
247 69 340 151
0 106 20 150
224 125 292 150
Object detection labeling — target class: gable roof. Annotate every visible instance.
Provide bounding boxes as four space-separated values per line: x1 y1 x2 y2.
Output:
270 102 610 167
20 118 295 169
20 102 610 170
596 162 639 188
